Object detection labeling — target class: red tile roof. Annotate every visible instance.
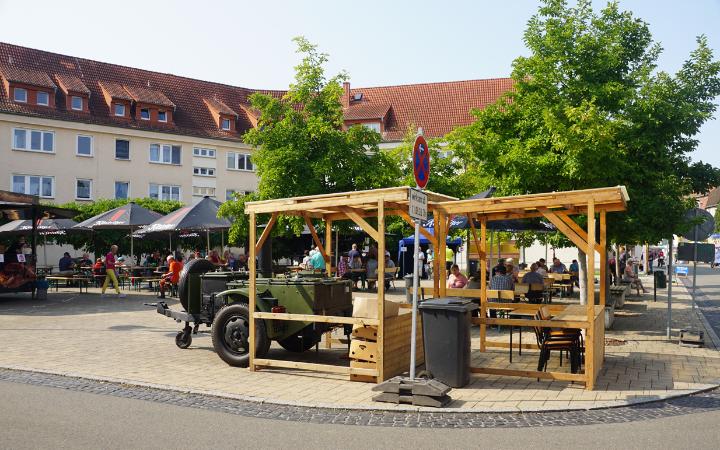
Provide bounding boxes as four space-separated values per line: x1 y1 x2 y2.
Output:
0 41 511 142
0 65 57 89
98 81 133 101
344 102 391 121
54 73 90 95
124 84 176 108
204 97 238 117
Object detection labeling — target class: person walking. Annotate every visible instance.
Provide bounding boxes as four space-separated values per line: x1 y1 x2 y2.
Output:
101 245 125 298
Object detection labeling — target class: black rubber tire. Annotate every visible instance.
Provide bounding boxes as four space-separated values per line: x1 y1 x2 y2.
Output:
211 302 269 367
175 330 192 349
277 325 318 353
178 258 216 311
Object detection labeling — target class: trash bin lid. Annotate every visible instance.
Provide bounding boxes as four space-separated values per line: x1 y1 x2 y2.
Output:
418 297 478 312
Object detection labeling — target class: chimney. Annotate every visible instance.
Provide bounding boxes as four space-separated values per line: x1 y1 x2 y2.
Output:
342 81 350 108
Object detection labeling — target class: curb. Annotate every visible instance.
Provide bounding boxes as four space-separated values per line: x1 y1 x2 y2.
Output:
1 364 717 414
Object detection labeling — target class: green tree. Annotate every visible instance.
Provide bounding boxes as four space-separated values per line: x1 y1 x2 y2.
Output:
219 37 401 244
715 207 720 233
449 0 720 300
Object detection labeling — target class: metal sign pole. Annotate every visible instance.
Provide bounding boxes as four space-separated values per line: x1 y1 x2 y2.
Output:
667 236 673 339
410 219 420 380
692 226 698 319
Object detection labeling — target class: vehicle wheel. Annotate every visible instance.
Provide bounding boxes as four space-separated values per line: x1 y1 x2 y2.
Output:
211 302 269 367
178 258 216 311
175 329 192 349
277 325 318 352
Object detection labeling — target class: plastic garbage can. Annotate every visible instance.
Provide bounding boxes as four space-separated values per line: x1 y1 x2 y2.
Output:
418 297 478 387
404 274 414 303
654 270 667 289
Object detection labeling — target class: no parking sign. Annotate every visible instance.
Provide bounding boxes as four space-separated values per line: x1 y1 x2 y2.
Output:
413 135 430 189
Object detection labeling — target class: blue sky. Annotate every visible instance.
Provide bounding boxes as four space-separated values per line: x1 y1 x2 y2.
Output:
0 0 718 166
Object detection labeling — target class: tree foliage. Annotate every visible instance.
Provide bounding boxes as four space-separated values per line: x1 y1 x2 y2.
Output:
449 0 720 245
219 37 401 244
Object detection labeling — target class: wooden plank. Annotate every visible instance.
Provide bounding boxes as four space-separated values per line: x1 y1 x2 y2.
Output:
438 211 447 297
302 214 329 263
253 358 378 376
480 317 590 328
254 212 277 254
245 188 410 214
377 198 385 381
540 209 589 252
480 217 487 352
472 302 567 312
253 312 379 326
340 206 380 242
248 212 257 372
485 341 539 350
470 367 587 383
468 214 484 259
586 198 596 390
325 218 333 274
555 210 603 254
599 210 607 307
432 209 440 297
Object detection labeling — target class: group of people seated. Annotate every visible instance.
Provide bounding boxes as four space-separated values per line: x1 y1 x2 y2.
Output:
57 252 93 275
335 243 396 290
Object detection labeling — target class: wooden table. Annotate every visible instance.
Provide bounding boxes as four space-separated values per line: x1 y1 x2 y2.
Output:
46 276 90 293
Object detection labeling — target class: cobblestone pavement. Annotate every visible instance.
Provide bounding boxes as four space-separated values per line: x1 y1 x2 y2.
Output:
1 367 719 428
0 275 718 413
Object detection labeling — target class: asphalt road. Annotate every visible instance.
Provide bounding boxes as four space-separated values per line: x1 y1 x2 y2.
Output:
688 264 720 341
2 381 720 449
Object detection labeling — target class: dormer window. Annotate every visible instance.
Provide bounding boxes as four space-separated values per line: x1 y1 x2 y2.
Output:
36 91 49 106
114 103 126 116
140 108 150 120
14 87 27 103
221 118 231 130
158 110 167 122
71 96 83 111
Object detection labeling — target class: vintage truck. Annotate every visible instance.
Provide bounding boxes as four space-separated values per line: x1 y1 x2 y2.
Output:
155 259 353 367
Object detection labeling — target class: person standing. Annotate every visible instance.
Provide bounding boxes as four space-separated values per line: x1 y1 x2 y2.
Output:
101 245 125 298
417 248 426 279
445 246 454 271
426 248 434 280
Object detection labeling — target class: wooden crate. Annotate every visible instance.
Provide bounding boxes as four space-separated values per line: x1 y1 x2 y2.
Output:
349 339 378 363
351 324 378 341
350 360 377 383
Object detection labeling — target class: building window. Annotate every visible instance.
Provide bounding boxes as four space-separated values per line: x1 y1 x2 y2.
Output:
150 144 181 165
363 122 381 133
140 108 150 120
158 110 167 122
13 87 27 103
36 91 50 106
149 183 181 201
192 147 216 158
75 179 92 200
226 189 251 201
193 167 215 177
71 96 83 111
76 135 93 157
115 139 130 160
227 152 254 171
221 118 231 130
115 181 130 199
193 186 216 197
12 128 54 153
114 103 125 116
12 174 54 198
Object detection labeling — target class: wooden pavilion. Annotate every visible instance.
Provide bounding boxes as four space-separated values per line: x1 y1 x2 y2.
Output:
244 185 628 389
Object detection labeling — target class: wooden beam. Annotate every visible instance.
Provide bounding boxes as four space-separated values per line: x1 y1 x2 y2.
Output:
586 198 596 390
253 312 379 326
248 211 257 372
480 317 590 329
480 216 487 351
438 210 448 297
302 213 329 262
325 218 333 273
468 214 484 259
254 212 277 254
599 210 607 307
485 341 539 350
540 209 590 252
471 367 586 383
253 359 378 377
555 210 603 254
340 206 380 242
432 209 440 297
377 198 385 381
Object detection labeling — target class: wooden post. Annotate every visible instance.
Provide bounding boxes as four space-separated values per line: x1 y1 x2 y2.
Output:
248 211 257 372
586 199 596 389
438 211 447 297
324 218 333 274
480 216 487 352
377 198 385 381
433 210 440 297
599 210 607 307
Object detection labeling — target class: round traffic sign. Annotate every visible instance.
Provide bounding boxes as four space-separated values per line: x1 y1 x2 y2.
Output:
682 208 715 241
413 136 430 189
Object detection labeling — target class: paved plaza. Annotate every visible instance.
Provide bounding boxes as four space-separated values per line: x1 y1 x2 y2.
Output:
0 274 718 413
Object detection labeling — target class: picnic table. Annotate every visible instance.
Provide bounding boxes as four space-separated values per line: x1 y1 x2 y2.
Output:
46 275 91 293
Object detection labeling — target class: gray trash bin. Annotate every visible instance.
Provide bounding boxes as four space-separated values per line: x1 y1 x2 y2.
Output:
404 274 414 303
418 297 478 387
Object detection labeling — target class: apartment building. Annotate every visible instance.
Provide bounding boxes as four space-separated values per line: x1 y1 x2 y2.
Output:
0 42 512 206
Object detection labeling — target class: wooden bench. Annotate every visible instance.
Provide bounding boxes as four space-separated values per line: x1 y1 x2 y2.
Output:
46 276 91 293
366 267 399 291
610 284 629 309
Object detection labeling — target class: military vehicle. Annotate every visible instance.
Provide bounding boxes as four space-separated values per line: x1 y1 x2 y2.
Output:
155 259 353 367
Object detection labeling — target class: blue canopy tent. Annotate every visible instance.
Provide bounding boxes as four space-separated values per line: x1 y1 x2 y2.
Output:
397 233 462 277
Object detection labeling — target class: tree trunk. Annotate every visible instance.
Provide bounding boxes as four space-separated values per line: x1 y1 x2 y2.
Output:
578 247 587 305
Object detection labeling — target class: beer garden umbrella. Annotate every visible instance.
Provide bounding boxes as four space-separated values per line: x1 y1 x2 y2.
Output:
0 218 78 266
72 202 162 264
137 196 231 253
